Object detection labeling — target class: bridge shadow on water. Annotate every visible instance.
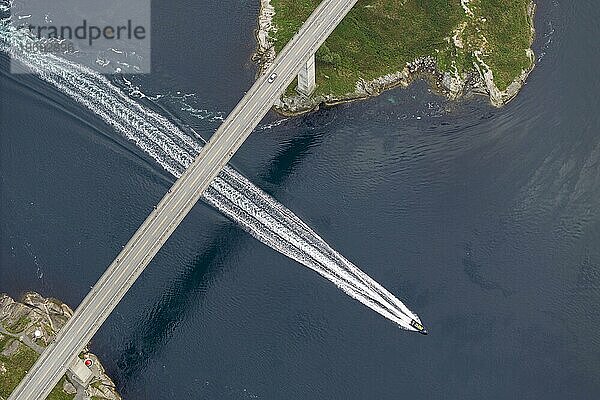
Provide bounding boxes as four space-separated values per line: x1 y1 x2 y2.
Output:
258 110 332 191
113 224 242 383
113 108 332 384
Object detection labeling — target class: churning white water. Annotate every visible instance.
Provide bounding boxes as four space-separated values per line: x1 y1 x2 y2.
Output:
0 13 421 330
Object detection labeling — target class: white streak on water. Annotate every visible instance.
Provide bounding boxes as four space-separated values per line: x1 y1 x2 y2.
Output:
0 17 420 330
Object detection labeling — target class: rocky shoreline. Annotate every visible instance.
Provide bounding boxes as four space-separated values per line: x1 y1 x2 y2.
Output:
254 0 536 116
0 292 121 400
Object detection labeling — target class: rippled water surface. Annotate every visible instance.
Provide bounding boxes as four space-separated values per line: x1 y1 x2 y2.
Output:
1 1 599 399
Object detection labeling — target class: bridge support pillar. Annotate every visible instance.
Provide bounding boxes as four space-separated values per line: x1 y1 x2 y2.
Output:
297 54 316 97
67 357 93 387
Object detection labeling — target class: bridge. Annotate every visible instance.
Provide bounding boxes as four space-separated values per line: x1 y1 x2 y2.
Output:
8 0 358 398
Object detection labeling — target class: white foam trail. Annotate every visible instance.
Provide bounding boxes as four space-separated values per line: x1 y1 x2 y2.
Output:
0 18 421 330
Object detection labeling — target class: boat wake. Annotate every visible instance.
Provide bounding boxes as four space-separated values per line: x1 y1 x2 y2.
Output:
0 10 423 331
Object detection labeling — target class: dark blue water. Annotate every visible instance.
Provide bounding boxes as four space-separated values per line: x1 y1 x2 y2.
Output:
1 1 599 399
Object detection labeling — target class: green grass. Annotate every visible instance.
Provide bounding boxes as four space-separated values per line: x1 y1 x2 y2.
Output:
0 332 11 350
91 380 104 389
5 316 31 334
476 0 533 90
269 0 534 96
0 340 39 399
0 339 75 400
47 377 75 400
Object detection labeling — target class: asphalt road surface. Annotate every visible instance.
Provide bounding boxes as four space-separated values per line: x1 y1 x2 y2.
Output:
8 0 359 398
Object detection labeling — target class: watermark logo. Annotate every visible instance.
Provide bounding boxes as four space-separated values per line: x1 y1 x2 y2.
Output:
9 0 151 74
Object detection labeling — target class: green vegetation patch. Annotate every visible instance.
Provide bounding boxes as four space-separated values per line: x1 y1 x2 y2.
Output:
474 0 534 90
269 0 534 96
0 337 74 400
47 377 76 400
5 316 31 334
0 340 39 399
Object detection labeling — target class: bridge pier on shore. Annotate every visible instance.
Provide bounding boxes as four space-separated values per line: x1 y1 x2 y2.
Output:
297 54 316 96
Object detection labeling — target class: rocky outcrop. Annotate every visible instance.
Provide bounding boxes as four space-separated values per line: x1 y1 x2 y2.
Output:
0 292 121 400
253 0 277 77
253 0 536 116
473 2 537 107
271 56 483 116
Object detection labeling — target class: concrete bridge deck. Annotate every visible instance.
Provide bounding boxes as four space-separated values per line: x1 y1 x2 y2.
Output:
8 0 358 398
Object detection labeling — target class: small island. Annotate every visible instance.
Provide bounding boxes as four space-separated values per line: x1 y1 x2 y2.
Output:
255 0 536 115
0 293 121 400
